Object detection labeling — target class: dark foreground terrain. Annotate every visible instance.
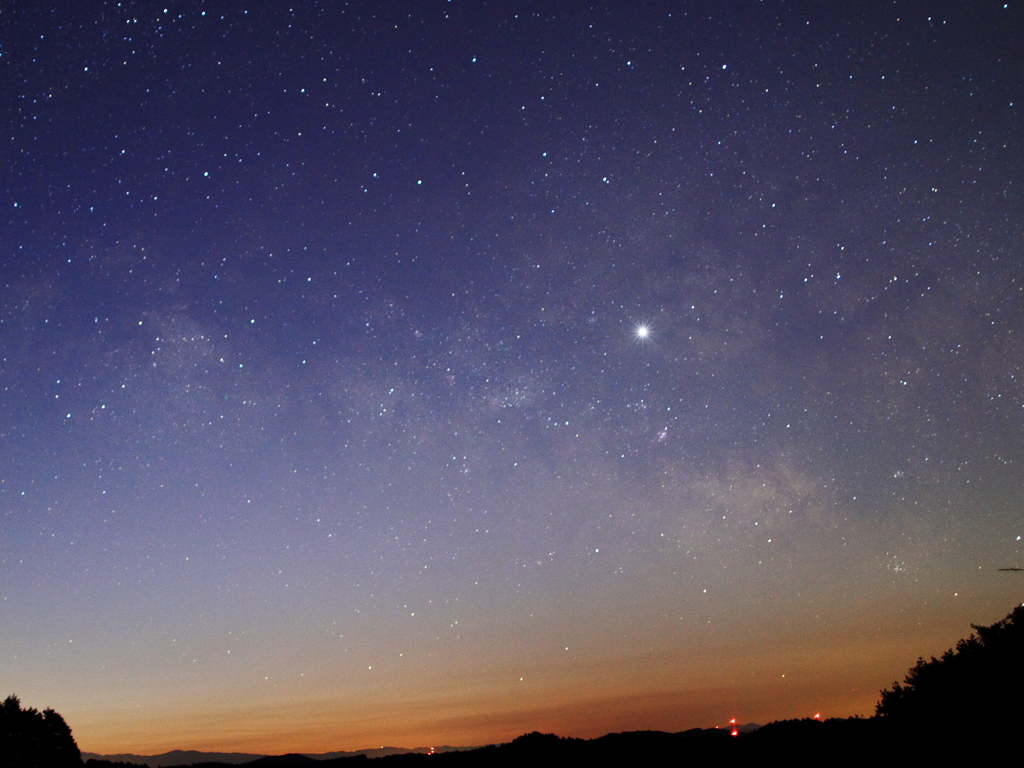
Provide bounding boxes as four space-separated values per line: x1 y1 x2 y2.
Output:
81 718 947 768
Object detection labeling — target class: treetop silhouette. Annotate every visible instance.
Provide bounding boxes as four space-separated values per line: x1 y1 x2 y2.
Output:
876 604 1024 728
0 694 82 768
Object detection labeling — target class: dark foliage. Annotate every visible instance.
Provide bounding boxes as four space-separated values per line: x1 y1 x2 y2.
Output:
0 694 82 768
876 604 1024 728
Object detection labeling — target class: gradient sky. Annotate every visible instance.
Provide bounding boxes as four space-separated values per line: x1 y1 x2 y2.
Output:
2 0 1022 756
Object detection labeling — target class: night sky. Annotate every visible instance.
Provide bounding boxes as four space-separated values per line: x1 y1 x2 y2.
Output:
2 0 1022 756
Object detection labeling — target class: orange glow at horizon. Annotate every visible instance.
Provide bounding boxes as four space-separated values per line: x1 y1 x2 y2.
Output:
60 610 981 756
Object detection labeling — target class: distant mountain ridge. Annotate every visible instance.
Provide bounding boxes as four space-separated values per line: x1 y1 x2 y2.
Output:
83 750 263 766
82 729 765 767
82 744 470 766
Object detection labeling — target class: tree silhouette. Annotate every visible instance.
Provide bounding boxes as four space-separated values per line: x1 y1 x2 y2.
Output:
0 694 82 767
876 604 1024 729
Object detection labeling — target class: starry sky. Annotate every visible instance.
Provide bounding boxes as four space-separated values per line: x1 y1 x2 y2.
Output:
2 0 1022 756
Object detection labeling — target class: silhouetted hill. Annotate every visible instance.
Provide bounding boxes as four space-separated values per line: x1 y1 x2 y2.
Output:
73 719 945 768
339 729 745 767
82 746 456 766
83 751 263 766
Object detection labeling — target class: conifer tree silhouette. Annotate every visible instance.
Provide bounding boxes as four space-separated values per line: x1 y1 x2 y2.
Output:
0 694 81 767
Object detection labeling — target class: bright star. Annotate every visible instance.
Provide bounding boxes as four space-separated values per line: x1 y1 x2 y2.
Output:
634 323 651 340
